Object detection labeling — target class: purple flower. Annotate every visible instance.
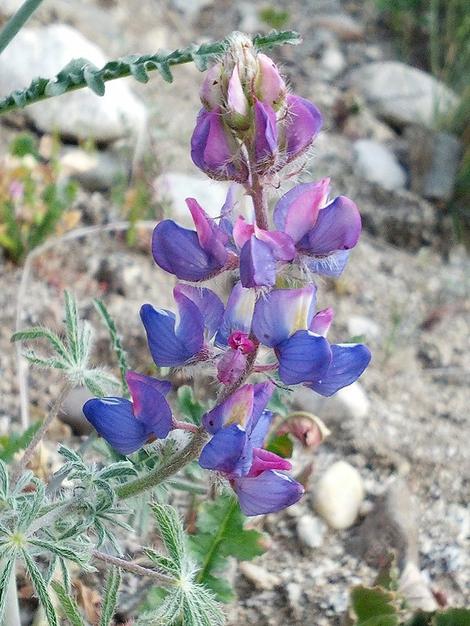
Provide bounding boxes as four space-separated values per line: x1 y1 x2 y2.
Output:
152 197 233 282
253 100 278 173
83 371 173 455
141 284 224 367
273 179 362 277
233 216 296 288
191 108 248 182
199 383 304 515
252 286 371 394
280 94 323 163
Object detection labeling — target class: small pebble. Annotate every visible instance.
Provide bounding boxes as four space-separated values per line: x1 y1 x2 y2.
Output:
314 461 365 530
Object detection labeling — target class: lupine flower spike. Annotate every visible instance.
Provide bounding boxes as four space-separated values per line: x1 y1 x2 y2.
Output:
83 33 371 515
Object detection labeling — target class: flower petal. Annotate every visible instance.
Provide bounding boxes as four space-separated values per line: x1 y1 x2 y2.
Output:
302 249 351 277
276 330 332 385
217 348 247 385
126 371 171 397
152 220 225 281
186 197 228 265
254 226 296 261
203 384 254 434
199 424 248 474
252 286 317 347
124 372 173 439
233 215 254 250
239 236 277 288
215 282 256 347
309 307 334 336
255 53 286 107
306 343 371 397
83 397 148 455
300 195 361 256
283 94 323 162
174 284 224 339
248 448 292 477
233 470 304 516
140 298 204 367
254 100 278 169
273 179 330 243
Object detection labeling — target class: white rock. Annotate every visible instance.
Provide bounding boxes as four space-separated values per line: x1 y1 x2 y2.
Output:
0 0 23 16
423 132 462 201
314 461 365 529
0 25 147 143
155 172 230 222
354 139 407 190
399 562 438 612
350 61 459 129
329 382 371 420
239 562 281 590
347 315 380 340
296 514 327 548
60 148 126 191
321 45 346 78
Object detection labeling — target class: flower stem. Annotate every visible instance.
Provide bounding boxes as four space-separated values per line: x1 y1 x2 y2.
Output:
115 427 209 500
92 550 173 586
0 0 44 55
249 172 269 230
11 381 72 484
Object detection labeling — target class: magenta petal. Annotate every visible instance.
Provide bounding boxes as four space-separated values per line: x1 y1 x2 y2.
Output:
239 236 277 288
249 448 292 477
217 348 247 385
186 197 228 265
255 227 296 261
255 53 286 107
273 179 330 243
283 94 323 162
309 307 334 336
233 470 304 516
252 286 317 347
233 216 254 250
301 196 361 255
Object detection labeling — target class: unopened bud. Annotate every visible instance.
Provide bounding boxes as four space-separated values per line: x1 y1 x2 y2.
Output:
255 53 286 109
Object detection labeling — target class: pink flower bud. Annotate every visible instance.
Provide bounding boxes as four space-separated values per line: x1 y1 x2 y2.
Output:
255 53 286 108
226 65 250 129
200 63 224 111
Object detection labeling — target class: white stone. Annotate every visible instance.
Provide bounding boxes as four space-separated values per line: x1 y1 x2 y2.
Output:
314 461 365 529
347 315 380 340
321 45 346 78
296 514 327 548
354 139 407 191
399 562 438 612
0 0 23 16
155 172 230 222
350 61 459 129
0 25 147 143
329 382 371 420
239 562 281 590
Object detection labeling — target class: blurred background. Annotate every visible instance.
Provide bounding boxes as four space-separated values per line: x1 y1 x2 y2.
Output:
0 1 469 624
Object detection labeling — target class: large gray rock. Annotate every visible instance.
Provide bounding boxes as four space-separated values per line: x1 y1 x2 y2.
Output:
354 139 407 190
423 132 462 201
0 25 147 143
350 61 459 129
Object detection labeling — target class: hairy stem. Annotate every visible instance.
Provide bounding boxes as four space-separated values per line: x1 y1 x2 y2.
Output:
249 172 269 230
11 382 72 484
92 550 174 586
115 428 209 500
0 0 44 55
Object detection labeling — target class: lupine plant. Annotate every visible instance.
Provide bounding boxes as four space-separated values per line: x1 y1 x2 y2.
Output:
0 21 376 626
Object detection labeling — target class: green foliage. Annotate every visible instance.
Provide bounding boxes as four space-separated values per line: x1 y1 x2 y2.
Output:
189 494 266 602
51 581 86 626
0 31 300 117
99 567 121 626
266 432 294 458
0 421 41 462
0 133 78 263
139 503 225 626
177 386 206 425
259 7 291 30
11 291 120 395
350 586 400 626
94 298 130 396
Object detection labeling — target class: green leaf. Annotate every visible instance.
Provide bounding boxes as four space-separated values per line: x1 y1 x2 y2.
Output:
94 299 129 396
142 548 178 576
0 555 16 624
265 433 293 458
83 66 106 96
0 459 9 496
177 386 205 425
350 586 399 626
51 581 86 626
22 549 59 626
434 609 470 626
11 327 70 363
28 539 89 566
97 461 138 481
18 478 45 531
151 503 186 568
190 494 265 600
130 63 150 83
99 567 121 626
64 291 80 363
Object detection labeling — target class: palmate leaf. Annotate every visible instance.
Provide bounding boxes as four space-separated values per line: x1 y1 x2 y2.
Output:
99 567 121 626
0 421 41 463
0 31 301 116
0 554 16 623
94 299 130 396
151 503 186 568
51 581 86 626
189 494 266 600
350 585 399 626
22 549 59 626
